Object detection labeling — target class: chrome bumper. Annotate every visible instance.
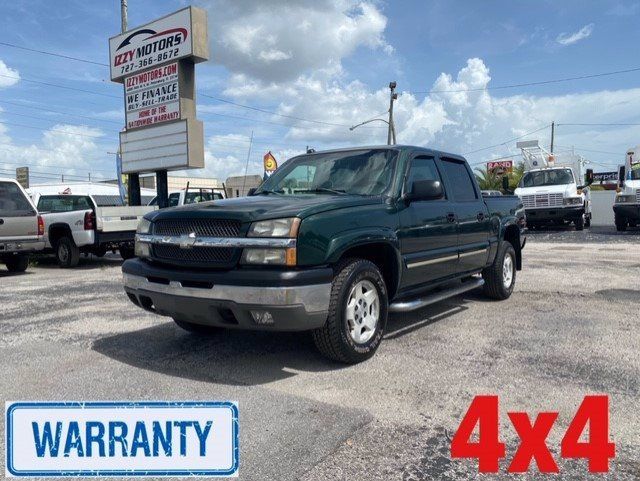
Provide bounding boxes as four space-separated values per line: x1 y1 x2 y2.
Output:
0 239 45 254
123 273 331 314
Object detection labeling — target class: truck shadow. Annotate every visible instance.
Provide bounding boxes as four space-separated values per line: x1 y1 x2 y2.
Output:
92 299 469 386
33 254 124 270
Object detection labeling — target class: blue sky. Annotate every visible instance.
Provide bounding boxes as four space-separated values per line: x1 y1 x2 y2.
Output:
0 0 639 182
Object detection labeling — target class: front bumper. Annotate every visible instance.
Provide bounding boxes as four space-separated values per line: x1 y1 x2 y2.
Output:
613 204 640 221
524 205 584 223
0 239 45 255
122 258 332 331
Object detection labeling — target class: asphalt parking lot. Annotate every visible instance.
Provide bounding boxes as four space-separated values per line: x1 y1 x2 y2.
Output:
1 228 639 480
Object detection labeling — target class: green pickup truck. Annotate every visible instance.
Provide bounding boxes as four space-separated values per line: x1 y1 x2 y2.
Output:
123 146 526 363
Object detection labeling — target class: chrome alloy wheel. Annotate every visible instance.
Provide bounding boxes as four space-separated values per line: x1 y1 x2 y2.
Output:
58 243 70 264
345 280 380 344
502 252 514 289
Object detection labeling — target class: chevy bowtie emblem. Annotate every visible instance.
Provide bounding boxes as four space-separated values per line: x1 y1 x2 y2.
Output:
179 232 197 249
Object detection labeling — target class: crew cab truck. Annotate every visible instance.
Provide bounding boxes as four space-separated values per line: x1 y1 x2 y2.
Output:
29 186 155 267
514 141 593 230
0 178 45 272
613 145 640 231
123 146 526 363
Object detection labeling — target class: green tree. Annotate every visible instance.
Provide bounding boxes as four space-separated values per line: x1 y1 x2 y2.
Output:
474 165 502 191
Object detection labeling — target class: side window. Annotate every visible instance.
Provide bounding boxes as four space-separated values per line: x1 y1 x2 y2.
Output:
168 193 180 207
440 158 477 201
406 156 442 194
0 182 33 216
149 197 158 206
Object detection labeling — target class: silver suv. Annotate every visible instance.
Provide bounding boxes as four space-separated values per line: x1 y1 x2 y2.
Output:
0 178 45 273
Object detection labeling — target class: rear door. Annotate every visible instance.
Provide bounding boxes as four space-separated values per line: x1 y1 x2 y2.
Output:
0 181 39 244
438 157 492 273
398 155 459 288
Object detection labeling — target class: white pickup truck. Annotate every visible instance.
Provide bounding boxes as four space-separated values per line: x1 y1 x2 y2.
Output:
29 186 155 267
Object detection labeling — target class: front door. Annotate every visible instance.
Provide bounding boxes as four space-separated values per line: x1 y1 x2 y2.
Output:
398 155 458 289
438 157 492 273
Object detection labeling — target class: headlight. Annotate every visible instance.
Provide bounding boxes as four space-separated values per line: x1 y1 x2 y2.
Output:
247 218 300 238
135 241 151 258
137 217 152 234
616 195 634 203
241 248 287 265
563 197 583 205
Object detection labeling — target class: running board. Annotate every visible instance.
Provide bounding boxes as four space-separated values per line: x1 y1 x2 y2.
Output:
388 278 484 313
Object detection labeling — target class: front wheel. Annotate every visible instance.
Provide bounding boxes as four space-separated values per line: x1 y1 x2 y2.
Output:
5 255 29 272
482 242 516 300
575 214 585 231
55 237 80 268
312 259 388 364
615 214 627 232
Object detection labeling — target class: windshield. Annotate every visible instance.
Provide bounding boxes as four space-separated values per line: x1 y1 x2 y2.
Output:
630 167 640 181
520 169 575 187
256 149 398 196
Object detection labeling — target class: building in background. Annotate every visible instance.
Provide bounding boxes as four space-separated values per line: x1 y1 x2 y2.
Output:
225 175 263 197
139 175 222 191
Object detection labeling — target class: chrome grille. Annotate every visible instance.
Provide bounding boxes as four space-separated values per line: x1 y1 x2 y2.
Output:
521 193 564 208
153 218 240 237
636 189 640 203
153 244 234 264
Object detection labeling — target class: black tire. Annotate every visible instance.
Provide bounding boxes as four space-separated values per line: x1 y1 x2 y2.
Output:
482 242 516 300
55 236 80 268
312 259 388 364
119 246 135 260
173 319 220 335
585 214 591 228
615 215 627 232
575 214 585 231
5 255 29 272
630 221 638 228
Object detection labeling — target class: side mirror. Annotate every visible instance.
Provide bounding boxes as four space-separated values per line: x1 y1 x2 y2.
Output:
247 188 257 196
618 165 626 188
406 179 444 202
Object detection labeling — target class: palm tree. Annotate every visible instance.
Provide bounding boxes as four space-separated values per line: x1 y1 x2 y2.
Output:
474 166 502 191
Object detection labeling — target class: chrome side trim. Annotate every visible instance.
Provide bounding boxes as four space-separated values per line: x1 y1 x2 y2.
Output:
123 273 330 313
136 234 296 249
389 278 484 312
459 248 488 259
407 254 458 269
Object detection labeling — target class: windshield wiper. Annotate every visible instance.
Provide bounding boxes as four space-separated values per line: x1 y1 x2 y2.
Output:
299 188 348 195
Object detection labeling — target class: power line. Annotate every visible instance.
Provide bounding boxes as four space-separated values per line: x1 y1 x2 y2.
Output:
0 100 122 126
0 73 119 98
412 66 640 94
0 41 108 66
463 125 550 155
557 122 640 127
0 142 114 165
0 119 109 139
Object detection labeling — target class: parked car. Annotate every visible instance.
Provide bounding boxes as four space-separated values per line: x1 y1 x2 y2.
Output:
148 186 227 208
123 146 526 363
0 178 45 272
29 186 155 267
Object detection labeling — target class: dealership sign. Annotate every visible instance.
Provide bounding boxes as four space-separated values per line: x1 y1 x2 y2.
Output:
125 62 180 130
109 7 209 82
593 171 618 183
5 401 239 477
487 160 513 174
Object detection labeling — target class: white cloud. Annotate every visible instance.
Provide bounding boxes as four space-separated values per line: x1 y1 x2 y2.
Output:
556 24 594 46
0 59 20 88
203 0 393 82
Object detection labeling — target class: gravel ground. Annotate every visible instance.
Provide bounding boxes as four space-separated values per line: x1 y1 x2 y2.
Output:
1 228 638 480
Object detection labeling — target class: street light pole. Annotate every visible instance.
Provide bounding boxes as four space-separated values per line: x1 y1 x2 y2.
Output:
387 81 398 145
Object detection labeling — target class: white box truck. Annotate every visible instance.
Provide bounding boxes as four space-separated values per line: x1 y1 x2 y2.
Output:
514 141 593 230
613 146 640 231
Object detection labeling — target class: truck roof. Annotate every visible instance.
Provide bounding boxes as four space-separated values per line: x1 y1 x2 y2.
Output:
301 144 467 162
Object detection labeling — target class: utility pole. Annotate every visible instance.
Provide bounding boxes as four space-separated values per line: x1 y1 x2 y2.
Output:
387 81 398 145
550 121 555 154
241 131 254 196
120 0 142 206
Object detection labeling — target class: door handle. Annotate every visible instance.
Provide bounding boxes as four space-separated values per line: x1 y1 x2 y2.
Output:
477 212 485 221
446 213 457 223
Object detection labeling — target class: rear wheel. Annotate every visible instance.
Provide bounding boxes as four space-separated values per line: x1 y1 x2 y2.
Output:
615 214 627 232
482 242 516 300
55 237 80 268
312 259 388 364
173 319 220 335
5 255 29 272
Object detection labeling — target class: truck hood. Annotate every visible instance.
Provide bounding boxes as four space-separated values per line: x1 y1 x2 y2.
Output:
514 184 577 197
147 194 384 223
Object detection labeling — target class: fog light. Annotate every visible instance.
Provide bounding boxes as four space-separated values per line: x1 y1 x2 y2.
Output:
250 310 274 325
